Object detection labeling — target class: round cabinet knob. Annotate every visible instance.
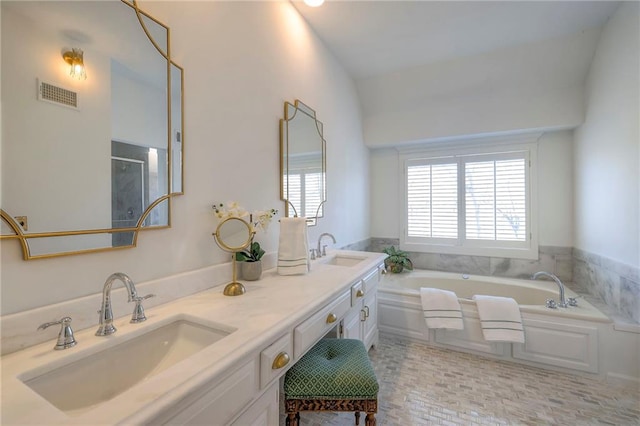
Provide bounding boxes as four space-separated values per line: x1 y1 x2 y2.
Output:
356 289 365 298
272 352 290 369
326 313 337 324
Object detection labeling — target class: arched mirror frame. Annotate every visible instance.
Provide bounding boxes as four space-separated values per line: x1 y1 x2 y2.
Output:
279 99 326 227
0 0 185 260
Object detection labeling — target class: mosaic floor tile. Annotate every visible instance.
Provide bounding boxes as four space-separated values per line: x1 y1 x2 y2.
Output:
280 334 639 425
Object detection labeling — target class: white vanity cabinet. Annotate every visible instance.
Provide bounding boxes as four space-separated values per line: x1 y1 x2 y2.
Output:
342 267 381 349
0 252 388 426
153 357 259 425
231 382 279 426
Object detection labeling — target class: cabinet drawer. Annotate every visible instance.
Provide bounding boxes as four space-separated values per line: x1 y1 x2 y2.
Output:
260 332 293 389
362 269 379 293
294 290 350 358
351 281 364 306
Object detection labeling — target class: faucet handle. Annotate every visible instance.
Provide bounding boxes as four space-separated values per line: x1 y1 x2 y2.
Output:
309 248 317 260
130 294 155 323
322 245 328 257
38 316 77 350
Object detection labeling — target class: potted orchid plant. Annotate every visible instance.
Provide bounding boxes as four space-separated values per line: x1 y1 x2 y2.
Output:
212 202 278 280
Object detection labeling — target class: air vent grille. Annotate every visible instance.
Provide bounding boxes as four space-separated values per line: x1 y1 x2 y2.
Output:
38 80 78 109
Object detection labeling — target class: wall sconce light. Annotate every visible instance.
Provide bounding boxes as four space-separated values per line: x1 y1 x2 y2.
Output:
303 0 324 6
62 48 87 80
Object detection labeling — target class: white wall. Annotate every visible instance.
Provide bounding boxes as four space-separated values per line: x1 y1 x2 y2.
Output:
370 131 574 248
0 1 369 315
1 6 112 239
574 2 640 268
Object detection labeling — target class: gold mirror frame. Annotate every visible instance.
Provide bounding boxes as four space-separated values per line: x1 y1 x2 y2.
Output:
212 217 253 296
279 100 326 227
0 0 185 260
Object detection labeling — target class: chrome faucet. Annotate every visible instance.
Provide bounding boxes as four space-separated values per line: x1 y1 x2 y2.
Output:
96 273 153 336
532 271 567 308
316 233 336 257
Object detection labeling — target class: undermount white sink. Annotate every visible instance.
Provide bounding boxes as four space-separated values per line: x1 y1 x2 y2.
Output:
324 254 367 267
22 317 235 415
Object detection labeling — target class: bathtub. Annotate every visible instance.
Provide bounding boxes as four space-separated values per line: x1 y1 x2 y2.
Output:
380 269 610 322
377 269 613 377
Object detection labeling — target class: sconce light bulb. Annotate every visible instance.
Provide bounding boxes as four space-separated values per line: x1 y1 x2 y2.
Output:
304 0 324 7
63 48 87 81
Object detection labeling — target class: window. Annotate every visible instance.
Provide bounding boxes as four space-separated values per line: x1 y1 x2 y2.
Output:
283 166 325 218
401 142 537 259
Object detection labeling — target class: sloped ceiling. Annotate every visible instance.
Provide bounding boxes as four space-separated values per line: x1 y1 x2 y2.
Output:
293 1 620 80
294 1 621 146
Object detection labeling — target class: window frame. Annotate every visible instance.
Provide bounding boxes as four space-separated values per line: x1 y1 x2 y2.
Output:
399 137 539 260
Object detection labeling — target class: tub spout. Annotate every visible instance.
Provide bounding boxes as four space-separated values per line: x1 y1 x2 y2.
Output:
532 271 567 308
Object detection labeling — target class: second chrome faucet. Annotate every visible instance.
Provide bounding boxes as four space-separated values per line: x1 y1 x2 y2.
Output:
96 272 154 336
316 233 336 258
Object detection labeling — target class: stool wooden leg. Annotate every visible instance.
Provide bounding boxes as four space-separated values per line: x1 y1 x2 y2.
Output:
365 412 376 426
287 412 298 426
355 411 360 425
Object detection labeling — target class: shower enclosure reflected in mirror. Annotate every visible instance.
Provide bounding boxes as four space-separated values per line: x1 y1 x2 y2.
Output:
279 100 326 226
0 0 184 259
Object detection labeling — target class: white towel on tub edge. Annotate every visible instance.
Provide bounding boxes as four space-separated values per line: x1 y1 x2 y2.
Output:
472 294 525 343
420 287 464 330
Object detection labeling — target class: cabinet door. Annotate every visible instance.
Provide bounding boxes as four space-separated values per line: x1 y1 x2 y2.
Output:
362 291 378 349
231 382 279 426
343 306 364 341
158 358 258 425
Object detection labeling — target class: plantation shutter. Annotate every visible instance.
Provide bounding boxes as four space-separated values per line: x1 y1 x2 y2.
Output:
305 172 323 217
285 174 302 217
407 161 458 239
465 156 526 241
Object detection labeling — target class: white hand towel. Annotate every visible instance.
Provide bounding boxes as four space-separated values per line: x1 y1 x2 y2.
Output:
472 295 525 343
420 287 464 330
277 217 310 275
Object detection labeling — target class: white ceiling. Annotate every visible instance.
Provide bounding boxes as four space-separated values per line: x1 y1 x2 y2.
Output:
293 1 621 80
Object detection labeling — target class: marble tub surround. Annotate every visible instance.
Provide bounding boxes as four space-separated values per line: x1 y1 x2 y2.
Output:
340 238 371 252
0 250 386 425
367 238 639 326
368 238 573 282
573 248 640 325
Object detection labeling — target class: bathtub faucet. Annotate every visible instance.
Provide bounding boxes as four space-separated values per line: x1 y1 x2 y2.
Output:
531 271 567 308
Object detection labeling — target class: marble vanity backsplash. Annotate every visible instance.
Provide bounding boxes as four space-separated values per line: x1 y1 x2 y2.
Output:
366 237 639 325
0 253 279 356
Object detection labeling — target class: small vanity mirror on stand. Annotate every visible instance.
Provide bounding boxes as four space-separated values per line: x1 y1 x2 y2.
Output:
213 217 253 296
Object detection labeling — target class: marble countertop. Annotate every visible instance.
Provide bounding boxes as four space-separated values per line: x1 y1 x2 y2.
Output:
0 250 386 425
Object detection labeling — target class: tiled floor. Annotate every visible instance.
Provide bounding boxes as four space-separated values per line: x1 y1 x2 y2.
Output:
281 334 640 425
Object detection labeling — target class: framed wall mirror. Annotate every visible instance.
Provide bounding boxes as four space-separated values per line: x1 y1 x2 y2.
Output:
279 100 326 227
0 0 184 259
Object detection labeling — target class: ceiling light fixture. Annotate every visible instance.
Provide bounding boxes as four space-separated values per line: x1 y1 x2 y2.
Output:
304 0 324 7
62 48 87 81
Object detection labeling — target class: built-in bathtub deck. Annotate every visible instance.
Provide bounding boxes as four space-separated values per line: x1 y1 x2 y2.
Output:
377 269 640 389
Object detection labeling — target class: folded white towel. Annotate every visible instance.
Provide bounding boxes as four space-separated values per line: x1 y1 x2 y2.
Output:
472 295 525 343
277 217 309 275
420 287 464 330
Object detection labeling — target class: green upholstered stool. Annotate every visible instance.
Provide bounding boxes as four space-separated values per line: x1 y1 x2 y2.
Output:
284 338 379 426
